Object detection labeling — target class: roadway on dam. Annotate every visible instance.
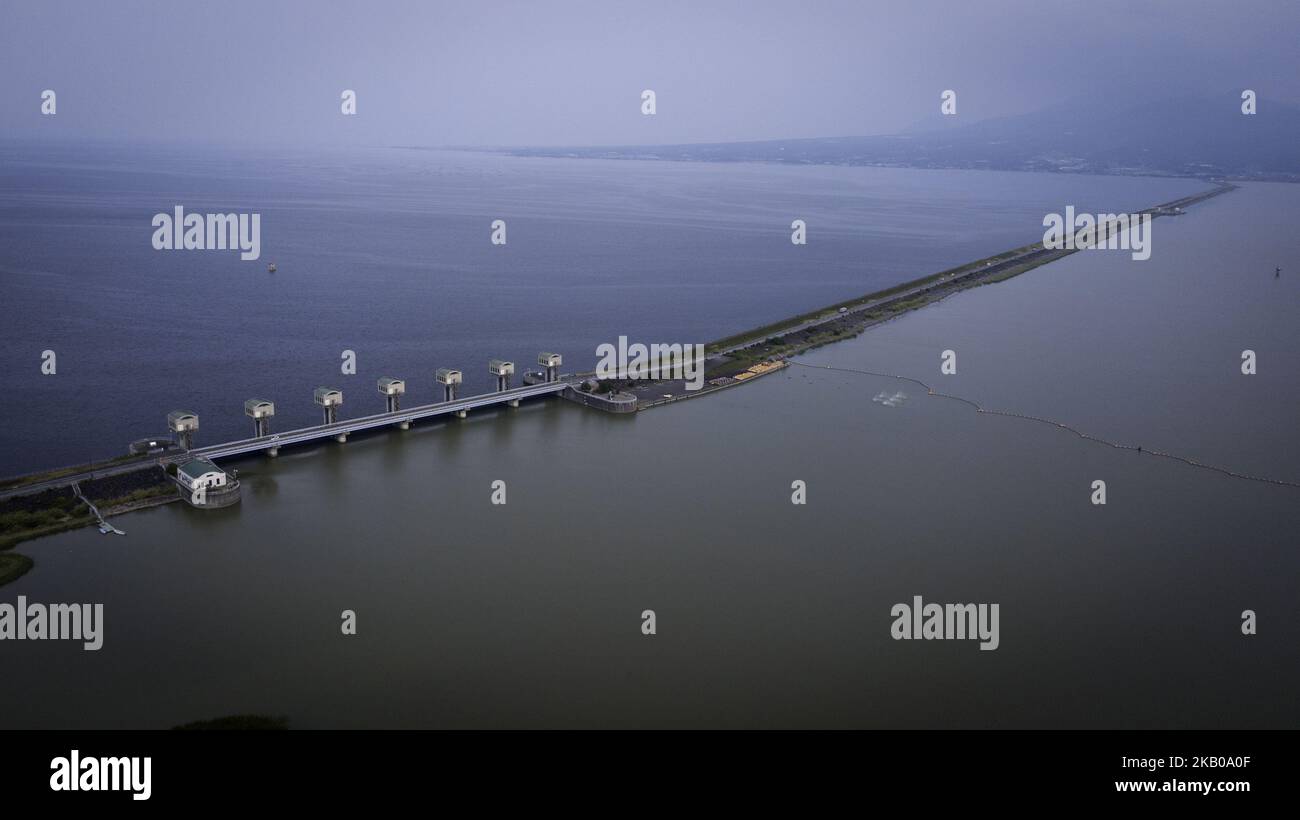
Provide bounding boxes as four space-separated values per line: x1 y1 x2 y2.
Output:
193 380 570 460
0 380 571 499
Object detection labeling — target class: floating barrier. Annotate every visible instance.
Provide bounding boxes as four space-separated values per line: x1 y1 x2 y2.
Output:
789 360 1300 490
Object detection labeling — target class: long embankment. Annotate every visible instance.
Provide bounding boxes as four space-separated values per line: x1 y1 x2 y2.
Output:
682 182 1236 389
0 181 1236 560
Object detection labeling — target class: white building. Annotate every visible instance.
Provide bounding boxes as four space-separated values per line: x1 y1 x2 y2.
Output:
177 458 227 491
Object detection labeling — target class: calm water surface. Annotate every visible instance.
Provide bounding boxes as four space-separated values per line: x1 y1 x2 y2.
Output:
0 142 1204 471
1 176 1295 729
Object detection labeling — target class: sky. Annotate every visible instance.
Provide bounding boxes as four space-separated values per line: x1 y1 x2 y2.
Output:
2 0 1299 148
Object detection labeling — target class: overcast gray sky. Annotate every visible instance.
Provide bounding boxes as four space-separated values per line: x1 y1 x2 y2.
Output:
3 0 1298 148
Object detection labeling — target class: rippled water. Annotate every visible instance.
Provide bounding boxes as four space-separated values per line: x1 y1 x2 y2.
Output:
2 171 1294 729
0 141 1203 471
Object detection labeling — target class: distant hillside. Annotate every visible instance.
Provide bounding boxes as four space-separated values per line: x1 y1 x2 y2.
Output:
496 95 1300 181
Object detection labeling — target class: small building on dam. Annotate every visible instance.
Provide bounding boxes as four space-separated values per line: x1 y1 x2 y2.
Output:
175 457 241 509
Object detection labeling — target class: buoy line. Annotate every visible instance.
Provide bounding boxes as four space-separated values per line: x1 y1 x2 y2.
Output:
788 360 1300 490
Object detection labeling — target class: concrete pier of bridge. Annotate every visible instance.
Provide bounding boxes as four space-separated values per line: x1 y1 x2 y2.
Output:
315 387 346 442
378 378 409 428
437 369 465 417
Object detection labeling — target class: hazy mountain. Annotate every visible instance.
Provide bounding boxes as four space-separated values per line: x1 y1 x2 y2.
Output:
498 95 1300 181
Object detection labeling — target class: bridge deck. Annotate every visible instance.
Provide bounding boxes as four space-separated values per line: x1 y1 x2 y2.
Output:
188 381 570 461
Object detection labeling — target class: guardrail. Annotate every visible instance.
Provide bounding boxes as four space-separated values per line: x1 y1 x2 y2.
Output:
186 381 570 461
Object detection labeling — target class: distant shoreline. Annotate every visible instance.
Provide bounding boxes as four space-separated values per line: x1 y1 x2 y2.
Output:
411 145 1300 185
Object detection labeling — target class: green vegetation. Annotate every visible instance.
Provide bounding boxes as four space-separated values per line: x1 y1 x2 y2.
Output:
0 467 175 551
173 715 290 730
705 241 1042 353
0 453 142 491
99 487 173 511
697 244 1072 385
0 511 94 550
0 492 92 551
586 377 636 393
0 553 34 587
704 354 764 379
